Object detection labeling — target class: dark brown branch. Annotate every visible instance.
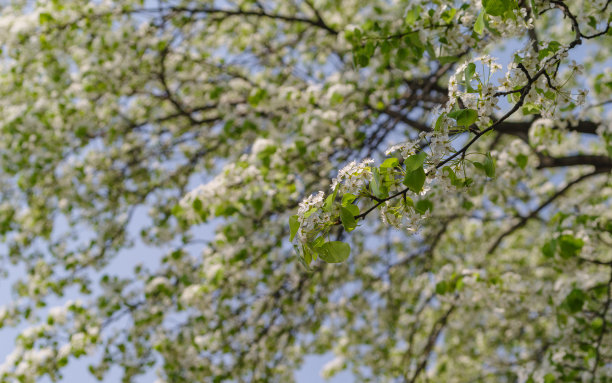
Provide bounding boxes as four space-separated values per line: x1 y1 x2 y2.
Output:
406 305 455 383
302 0 335 35
487 170 607 254
537 154 612 172
521 0 540 52
167 6 339 35
158 45 198 125
549 1 610 40
495 120 600 136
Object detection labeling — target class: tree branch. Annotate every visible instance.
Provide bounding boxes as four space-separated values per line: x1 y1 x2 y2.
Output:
537 154 612 171
487 170 608 254
167 6 339 35
405 304 455 383
495 120 601 136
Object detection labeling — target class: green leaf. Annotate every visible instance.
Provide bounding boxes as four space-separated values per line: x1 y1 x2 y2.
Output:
591 317 604 332
484 153 495 178
462 200 474 210
448 108 478 127
192 198 203 212
380 157 399 168
602 221 612 234
171 204 184 217
299 244 313 267
310 236 325 248
405 6 421 25
39 12 54 24
441 8 457 23
560 102 576 112
474 12 485 35
434 113 446 131
415 199 433 214
403 166 426 194
558 235 584 258
324 187 338 212
405 151 427 171
530 0 539 15
247 88 268 106
345 204 359 216
355 52 370 67
482 0 517 17
289 215 299 241
543 90 556 101
370 168 387 199
465 63 476 86
303 207 317 218
341 193 356 206
318 241 351 263
330 92 344 105
435 281 448 295
522 102 540 115
515 154 528 169
425 42 436 58
563 288 586 313
438 56 460 64
542 239 556 258
340 207 358 232
443 166 461 187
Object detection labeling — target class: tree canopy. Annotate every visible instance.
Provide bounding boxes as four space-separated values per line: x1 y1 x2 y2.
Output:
0 0 611 382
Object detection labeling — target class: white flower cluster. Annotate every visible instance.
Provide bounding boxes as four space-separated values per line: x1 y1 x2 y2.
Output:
385 141 418 158
180 138 301 223
330 158 374 194
449 56 503 128
296 191 328 242
380 201 423 231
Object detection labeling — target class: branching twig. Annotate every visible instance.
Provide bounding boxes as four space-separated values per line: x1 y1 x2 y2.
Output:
487 170 606 254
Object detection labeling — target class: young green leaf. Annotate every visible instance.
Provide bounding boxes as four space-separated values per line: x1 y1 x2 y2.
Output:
298 244 313 267
484 153 496 178
474 12 485 35
403 166 426 194
563 288 585 313
482 0 517 17
558 235 584 258
435 281 448 295
324 187 338 211
438 56 460 64
448 108 478 127
380 157 399 168
318 241 351 263
192 198 203 212
434 113 446 131
415 199 433 214
289 215 299 241
522 103 540 115
371 167 388 198
340 206 358 232
515 154 528 169
465 63 476 86
405 151 427 171
341 193 356 206
541 239 556 258
405 5 421 25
